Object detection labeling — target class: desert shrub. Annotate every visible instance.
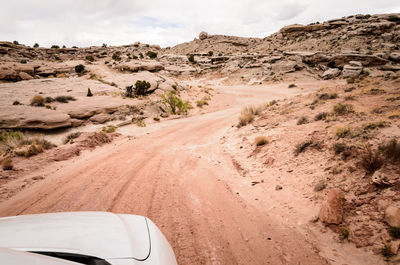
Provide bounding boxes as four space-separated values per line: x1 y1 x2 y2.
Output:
336 126 354 138
74 64 85 73
146 51 157 59
382 244 394 257
319 93 338 100
363 121 387 130
196 99 209 107
112 52 121 61
359 145 384 173
102 43 107 48
153 117 160 122
85 55 95 62
387 15 400 23
13 40 19 45
51 45 60 49
126 80 151 97
389 226 400 239
30 95 45 107
101 125 116 133
12 101 21 105
55 96 76 103
64 132 81 144
188 54 195 63
254 136 268 146
339 228 349 240
208 51 213 56
139 53 144 59
1 158 13 170
33 43 39 48
297 116 308 125
314 181 327 191
379 139 400 162
344 95 355 101
333 103 354 115
333 142 347 154
238 105 262 127
87 88 93 97
315 112 328 121
388 110 400 119
218 53 222 56
20 59 27 64
132 55 138 59
288 84 296 88
294 140 313 156
344 87 355 93
161 91 192 115
44 97 55 103
55 56 61 61
45 104 51 109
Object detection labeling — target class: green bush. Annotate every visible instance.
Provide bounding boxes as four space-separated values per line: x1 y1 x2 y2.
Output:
75 64 85 73
161 91 192 115
146 51 157 59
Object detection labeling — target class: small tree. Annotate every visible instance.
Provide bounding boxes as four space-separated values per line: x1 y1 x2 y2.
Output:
33 43 39 48
87 88 93 97
134 80 151 96
13 40 19 45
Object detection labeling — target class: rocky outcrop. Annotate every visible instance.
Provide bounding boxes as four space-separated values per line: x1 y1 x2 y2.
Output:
342 61 363 78
116 61 164 73
385 205 400 227
199 32 208 40
321 68 341 79
0 106 71 129
319 188 345 224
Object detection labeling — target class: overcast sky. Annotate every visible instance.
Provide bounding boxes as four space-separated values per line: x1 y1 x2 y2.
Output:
1 0 399 48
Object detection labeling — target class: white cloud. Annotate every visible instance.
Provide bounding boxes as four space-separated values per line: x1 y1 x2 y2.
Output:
1 0 399 47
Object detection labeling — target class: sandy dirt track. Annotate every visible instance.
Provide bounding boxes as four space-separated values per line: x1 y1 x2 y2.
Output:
0 83 332 264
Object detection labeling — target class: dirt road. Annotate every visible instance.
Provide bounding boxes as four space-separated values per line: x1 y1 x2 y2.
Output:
0 83 330 264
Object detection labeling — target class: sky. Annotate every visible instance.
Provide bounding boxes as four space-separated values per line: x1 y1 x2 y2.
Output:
1 0 399 48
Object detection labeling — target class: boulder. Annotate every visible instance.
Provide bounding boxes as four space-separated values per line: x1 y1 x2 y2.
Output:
330 53 388 67
319 188 345 224
199 31 208 40
321 68 341 79
0 67 18 81
389 53 400 63
385 205 400 227
372 166 399 186
89 113 112 124
0 106 71 129
18 72 33 80
391 240 400 255
342 64 363 78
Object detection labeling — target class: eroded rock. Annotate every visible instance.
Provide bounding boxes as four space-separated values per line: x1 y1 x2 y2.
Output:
319 188 345 224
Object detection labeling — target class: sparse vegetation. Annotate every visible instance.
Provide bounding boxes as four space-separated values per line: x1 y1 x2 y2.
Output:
297 116 308 125
359 144 384 173
87 88 93 97
63 132 81 144
314 112 328 121
133 117 146 127
196 98 209 107
102 125 117 133
188 54 195 63
1 158 13 170
288 84 296 88
13 40 19 45
85 55 95 62
146 51 158 59
12 101 21 105
254 136 268 146
55 96 76 103
319 93 338 100
333 103 354 115
126 80 152 97
30 95 45 107
112 52 121 61
382 244 394 257
208 51 213 56
339 227 349 240
379 138 400 162
363 121 387 130
153 117 160 122
294 140 313 156
74 64 85 73
51 45 60 49
238 105 262 127
335 126 355 138
314 181 327 191
161 91 193 115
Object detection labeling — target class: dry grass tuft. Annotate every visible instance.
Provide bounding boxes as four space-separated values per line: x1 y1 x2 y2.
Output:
359 145 384 173
333 103 354 115
30 95 45 107
238 105 262 127
254 136 268 146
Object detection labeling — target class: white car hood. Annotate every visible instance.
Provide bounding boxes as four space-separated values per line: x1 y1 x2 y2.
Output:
0 212 150 260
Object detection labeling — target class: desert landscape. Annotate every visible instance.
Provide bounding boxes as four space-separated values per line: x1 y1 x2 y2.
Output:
1 11 400 264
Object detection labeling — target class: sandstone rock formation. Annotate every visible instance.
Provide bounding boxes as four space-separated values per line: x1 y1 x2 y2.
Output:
385 205 400 227
319 188 345 224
